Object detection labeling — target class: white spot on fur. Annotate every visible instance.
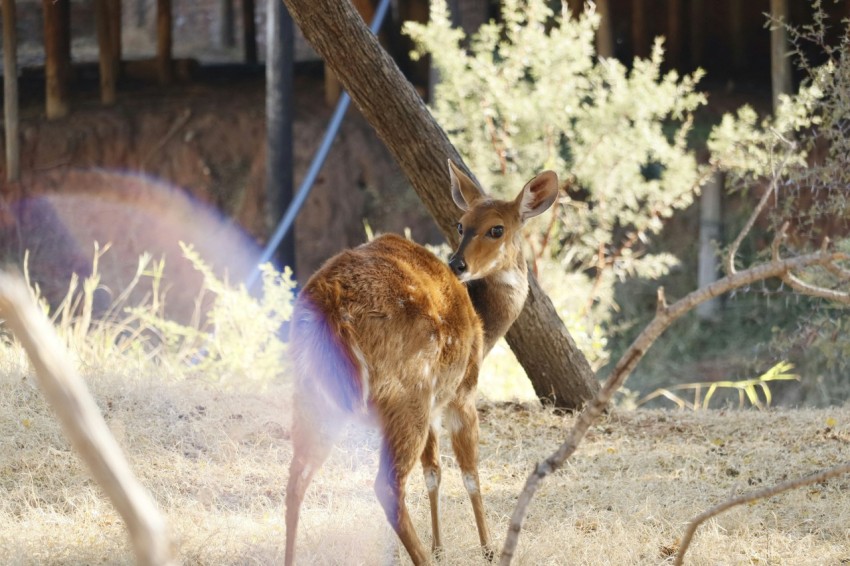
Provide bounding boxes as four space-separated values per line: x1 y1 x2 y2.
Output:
300 464 313 480
407 285 417 292
495 270 524 289
444 409 463 433
447 336 453 346
462 473 479 494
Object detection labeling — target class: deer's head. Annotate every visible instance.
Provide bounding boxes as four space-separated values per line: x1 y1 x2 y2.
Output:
447 160 559 282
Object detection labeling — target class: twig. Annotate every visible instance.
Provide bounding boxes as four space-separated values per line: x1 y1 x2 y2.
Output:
726 176 779 275
498 247 848 565
141 108 192 169
771 222 850 303
674 461 850 566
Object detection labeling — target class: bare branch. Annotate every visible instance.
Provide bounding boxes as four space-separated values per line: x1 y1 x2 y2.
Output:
674 461 850 566
0 273 176 566
499 247 847 565
780 271 850 303
726 177 778 275
771 222 850 303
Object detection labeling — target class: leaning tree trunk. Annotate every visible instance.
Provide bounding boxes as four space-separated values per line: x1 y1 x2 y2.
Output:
281 0 599 409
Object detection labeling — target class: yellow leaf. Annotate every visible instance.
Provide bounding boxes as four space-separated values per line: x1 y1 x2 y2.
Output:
21 418 31 429
826 417 837 428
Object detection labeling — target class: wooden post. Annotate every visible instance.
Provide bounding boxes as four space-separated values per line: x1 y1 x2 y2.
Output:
266 0 296 271
96 0 117 104
42 0 71 118
3 0 19 182
243 0 258 64
157 0 173 84
326 0 374 105
697 173 723 320
729 0 745 73
667 0 681 69
595 0 614 58
770 0 792 112
632 0 647 58
217 0 236 48
109 0 122 72
689 0 704 69
566 0 583 17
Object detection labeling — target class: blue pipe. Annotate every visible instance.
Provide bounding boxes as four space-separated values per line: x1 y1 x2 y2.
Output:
247 0 393 290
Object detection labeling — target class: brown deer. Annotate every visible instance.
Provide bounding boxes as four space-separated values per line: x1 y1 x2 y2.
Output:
284 160 559 565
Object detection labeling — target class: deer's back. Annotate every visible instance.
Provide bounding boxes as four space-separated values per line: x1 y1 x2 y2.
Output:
291 234 482 418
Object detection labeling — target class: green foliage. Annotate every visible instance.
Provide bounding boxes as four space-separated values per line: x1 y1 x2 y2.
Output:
133 243 296 384
405 0 707 368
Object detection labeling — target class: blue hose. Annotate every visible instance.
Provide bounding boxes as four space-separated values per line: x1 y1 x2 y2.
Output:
247 0 393 290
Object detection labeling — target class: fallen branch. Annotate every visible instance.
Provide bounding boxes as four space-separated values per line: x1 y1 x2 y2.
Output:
674 461 850 566
0 273 176 566
499 244 848 565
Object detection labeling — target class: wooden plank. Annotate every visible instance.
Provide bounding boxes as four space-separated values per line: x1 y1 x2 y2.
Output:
96 0 117 104
157 0 172 84
3 0 19 181
729 0 745 72
770 0 792 111
243 0 257 63
42 0 70 118
689 0 704 68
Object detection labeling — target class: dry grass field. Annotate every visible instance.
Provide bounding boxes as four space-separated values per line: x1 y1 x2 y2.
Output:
1 350 848 565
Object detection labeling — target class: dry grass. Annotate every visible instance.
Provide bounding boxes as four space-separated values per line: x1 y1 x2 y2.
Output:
1 341 849 565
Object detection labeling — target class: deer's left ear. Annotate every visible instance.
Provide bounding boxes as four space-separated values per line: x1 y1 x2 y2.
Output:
516 171 559 222
448 159 485 211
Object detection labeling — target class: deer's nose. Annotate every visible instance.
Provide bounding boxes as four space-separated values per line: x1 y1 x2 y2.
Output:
449 255 467 276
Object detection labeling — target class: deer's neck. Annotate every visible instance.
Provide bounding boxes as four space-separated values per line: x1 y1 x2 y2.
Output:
466 251 529 355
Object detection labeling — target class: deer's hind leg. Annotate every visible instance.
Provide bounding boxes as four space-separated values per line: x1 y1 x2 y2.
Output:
447 394 492 558
374 404 432 565
421 424 443 553
285 387 345 566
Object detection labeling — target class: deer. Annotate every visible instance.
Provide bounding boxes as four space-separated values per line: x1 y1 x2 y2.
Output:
284 160 559 565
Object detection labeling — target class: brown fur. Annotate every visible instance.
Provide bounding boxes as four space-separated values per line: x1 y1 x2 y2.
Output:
284 161 559 565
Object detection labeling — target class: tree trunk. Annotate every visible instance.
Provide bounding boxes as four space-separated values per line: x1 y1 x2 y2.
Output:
281 0 600 409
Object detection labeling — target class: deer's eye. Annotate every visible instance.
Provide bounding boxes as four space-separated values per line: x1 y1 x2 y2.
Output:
457 223 464 236
488 225 504 239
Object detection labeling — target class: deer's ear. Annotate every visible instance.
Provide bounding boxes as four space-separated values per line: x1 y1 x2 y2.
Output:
516 171 559 222
448 159 485 211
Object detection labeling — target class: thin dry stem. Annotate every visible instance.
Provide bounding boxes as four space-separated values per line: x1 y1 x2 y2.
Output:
726 178 778 275
0 273 176 566
674 461 850 566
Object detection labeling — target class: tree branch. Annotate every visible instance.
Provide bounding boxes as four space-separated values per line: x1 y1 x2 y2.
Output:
499 246 848 564
674 461 850 566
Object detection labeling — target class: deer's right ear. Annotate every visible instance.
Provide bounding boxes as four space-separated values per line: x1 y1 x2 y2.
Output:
448 159 484 211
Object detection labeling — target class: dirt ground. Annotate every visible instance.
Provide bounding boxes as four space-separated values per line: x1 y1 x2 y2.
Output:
0 356 848 565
